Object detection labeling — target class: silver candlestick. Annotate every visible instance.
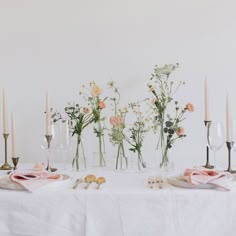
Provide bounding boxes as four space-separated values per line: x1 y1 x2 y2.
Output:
225 141 236 173
203 121 214 169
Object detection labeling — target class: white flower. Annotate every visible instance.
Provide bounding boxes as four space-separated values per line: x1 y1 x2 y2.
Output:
154 63 179 78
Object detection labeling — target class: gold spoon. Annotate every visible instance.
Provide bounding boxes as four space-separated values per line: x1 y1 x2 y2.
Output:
96 177 106 190
84 175 96 189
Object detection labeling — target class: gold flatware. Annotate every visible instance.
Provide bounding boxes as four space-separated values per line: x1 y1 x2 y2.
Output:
158 176 163 189
96 177 106 190
148 176 155 189
72 178 83 190
84 174 96 189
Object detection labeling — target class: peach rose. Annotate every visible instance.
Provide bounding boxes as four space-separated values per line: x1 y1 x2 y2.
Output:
98 101 106 109
110 116 124 128
92 84 102 96
83 107 90 113
176 127 185 136
186 103 194 112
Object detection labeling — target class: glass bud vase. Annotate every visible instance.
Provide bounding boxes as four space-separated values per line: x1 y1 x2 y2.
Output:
72 135 86 171
159 145 174 173
128 151 146 172
115 141 128 170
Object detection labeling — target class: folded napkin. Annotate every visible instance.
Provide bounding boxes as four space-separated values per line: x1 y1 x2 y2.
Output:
0 169 63 192
183 168 232 191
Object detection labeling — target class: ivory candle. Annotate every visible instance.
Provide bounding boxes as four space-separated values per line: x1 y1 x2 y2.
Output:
3 89 8 134
11 112 16 157
204 78 210 121
45 93 51 135
226 95 231 142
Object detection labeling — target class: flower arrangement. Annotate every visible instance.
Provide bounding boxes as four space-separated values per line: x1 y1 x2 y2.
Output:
108 81 128 169
80 82 107 166
65 103 95 171
126 100 151 170
148 63 194 168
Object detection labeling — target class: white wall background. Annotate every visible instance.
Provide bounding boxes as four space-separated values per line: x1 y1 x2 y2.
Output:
0 0 236 169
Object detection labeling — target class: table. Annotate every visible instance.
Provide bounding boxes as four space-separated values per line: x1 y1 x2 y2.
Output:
0 167 235 236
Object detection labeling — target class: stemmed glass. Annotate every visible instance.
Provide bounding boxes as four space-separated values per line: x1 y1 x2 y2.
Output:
207 122 225 169
41 123 58 172
58 119 72 170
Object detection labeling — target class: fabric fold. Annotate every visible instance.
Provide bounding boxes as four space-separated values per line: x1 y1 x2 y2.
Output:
183 168 232 191
0 170 63 192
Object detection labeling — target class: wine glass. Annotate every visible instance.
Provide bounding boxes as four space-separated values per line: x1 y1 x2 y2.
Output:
58 119 72 170
207 121 225 169
41 123 58 171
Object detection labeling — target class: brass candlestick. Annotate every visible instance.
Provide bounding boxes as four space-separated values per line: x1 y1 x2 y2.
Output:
203 121 214 169
0 133 12 170
225 141 236 173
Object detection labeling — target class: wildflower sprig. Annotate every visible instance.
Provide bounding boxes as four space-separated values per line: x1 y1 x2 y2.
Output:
148 63 194 167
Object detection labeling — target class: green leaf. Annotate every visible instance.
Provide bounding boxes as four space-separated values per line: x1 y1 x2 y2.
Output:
165 121 173 127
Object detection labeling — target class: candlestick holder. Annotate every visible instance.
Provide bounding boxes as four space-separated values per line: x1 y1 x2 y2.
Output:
0 133 12 170
12 157 19 170
45 135 57 172
225 141 236 173
203 121 214 169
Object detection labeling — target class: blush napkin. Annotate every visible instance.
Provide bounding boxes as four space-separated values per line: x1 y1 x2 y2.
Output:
183 168 232 191
9 170 62 192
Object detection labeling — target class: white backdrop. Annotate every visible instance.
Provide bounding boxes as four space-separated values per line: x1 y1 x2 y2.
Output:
0 0 236 169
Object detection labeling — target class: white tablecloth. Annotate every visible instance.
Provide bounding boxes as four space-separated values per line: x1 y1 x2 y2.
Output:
0 167 236 236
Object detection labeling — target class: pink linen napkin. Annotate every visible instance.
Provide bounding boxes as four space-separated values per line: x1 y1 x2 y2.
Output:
183 168 231 191
9 170 62 192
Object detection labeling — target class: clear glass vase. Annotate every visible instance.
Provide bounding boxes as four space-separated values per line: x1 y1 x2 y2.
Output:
115 141 128 170
128 151 146 172
94 121 106 167
159 145 174 174
72 135 86 171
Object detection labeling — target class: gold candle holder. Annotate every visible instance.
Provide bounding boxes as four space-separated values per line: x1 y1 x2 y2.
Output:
0 133 12 170
12 157 19 170
203 121 214 169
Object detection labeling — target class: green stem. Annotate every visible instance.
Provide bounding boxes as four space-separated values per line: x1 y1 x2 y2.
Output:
97 121 106 167
160 145 169 168
73 135 81 171
116 144 121 169
81 139 86 169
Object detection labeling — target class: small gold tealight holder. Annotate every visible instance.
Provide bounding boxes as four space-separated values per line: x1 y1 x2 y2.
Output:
0 133 12 170
12 157 19 170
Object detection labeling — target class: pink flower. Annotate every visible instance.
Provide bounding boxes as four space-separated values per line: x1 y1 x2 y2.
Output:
83 107 90 113
110 116 124 128
98 101 106 109
176 127 185 136
186 103 194 112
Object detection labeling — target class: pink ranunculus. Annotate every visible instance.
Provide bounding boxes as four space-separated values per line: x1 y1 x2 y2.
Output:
186 103 194 112
98 101 106 109
176 127 185 136
110 116 124 128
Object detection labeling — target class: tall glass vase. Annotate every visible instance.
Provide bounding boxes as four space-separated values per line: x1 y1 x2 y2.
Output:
72 135 86 171
158 124 174 173
96 121 106 167
115 141 128 170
